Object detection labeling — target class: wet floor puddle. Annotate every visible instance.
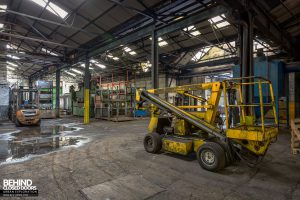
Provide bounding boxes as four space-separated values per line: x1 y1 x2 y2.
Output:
0 124 88 165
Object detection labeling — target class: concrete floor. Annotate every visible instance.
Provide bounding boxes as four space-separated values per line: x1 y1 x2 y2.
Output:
0 117 299 200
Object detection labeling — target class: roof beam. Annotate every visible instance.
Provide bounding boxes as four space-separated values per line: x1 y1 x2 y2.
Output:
29 5 228 80
83 5 227 61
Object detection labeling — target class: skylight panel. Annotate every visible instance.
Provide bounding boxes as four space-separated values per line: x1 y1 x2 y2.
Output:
29 0 68 19
89 60 106 69
183 25 201 36
7 61 17 67
48 2 68 19
123 47 132 52
158 41 168 47
0 23 4 29
190 30 201 36
7 66 15 71
129 51 136 55
65 71 76 77
71 69 83 74
95 63 106 69
79 63 94 69
209 14 230 29
191 47 211 61
112 57 119 61
7 54 20 60
41 48 58 56
0 5 7 12
215 21 230 28
183 25 195 32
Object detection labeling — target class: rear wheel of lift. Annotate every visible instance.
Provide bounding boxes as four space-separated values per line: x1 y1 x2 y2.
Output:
15 119 21 127
197 142 226 172
143 133 162 153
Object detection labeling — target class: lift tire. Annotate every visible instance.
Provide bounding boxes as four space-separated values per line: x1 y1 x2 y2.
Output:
197 142 226 172
143 133 162 153
15 119 21 127
36 120 41 126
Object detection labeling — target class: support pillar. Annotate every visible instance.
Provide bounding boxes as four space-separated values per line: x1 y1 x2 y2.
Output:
151 29 159 89
55 69 60 118
84 53 90 124
238 12 254 115
29 78 33 102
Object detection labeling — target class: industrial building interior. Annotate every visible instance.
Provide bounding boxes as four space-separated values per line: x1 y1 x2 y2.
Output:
0 0 300 199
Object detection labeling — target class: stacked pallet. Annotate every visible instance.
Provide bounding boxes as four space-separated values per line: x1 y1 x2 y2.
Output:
291 118 300 154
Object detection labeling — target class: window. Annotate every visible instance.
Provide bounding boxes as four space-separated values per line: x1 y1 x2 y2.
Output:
29 0 68 19
208 14 230 28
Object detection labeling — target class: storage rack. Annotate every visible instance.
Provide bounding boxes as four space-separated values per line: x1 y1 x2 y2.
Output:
37 80 55 118
94 81 135 122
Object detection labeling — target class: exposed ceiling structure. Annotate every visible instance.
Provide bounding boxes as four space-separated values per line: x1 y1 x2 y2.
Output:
0 0 299 81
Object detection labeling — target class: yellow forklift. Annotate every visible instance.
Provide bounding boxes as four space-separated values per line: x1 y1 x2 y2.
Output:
136 77 278 172
9 87 41 126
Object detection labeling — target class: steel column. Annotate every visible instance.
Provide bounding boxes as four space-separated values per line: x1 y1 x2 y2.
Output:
84 53 90 124
151 29 158 89
55 69 60 118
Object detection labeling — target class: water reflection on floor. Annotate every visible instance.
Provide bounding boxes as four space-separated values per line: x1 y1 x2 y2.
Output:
0 124 87 165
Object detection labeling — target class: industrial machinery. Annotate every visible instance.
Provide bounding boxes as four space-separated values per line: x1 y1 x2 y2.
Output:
9 87 41 126
136 77 278 172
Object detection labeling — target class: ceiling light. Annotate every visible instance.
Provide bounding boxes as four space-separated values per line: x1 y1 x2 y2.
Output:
0 5 7 12
95 63 106 69
7 61 17 67
7 66 15 71
107 54 113 58
90 59 97 63
7 54 20 60
0 23 4 29
71 69 83 74
112 57 119 61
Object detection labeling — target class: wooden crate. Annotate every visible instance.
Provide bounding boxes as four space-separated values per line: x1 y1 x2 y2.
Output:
291 118 300 154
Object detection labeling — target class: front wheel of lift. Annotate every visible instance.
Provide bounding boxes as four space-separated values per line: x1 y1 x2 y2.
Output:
143 133 162 153
197 142 226 172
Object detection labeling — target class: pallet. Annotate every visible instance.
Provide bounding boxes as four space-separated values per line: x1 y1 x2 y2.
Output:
291 118 300 155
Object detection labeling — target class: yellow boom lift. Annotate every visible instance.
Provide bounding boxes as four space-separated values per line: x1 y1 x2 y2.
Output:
136 77 278 171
